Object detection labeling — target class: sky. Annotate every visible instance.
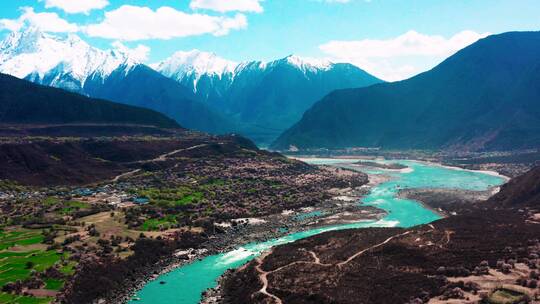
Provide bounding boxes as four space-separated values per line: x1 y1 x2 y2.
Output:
1 0 540 81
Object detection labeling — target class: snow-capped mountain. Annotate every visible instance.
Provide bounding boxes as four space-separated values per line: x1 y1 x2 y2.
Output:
0 27 233 134
0 27 383 143
153 51 384 144
152 51 334 92
269 55 332 73
0 27 138 92
151 50 237 85
151 50 239 103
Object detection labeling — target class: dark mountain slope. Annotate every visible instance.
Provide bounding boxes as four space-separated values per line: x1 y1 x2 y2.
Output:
0 135 259 186
273 32 540 151
228 61 383 140
489 166 540 207
83 65 235 134
0 73 179 128
158 55 383 144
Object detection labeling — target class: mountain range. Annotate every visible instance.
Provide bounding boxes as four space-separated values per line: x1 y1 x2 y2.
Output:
153 50 382 143
272 31 540 151
7 27 539 153
0 27 382 144
0 27 232 134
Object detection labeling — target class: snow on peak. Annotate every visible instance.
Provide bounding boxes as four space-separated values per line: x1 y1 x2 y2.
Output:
152 49 238 81
281 54 333 72
151 51 337 88
0 26 46 56
0 27 140 87
233 55 333 74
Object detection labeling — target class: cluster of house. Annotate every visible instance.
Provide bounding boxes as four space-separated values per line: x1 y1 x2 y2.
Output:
0 191 10 200
0 190 42 202
70 187 150 208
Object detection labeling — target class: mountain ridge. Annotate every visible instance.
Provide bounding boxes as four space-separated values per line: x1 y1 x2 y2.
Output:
0 72 180 129
0 27 138 92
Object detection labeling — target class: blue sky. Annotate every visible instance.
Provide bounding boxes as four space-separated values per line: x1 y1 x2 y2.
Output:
1 0 540 80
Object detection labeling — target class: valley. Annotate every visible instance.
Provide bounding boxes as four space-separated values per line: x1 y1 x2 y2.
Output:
1 111 526 304
0 123 537 304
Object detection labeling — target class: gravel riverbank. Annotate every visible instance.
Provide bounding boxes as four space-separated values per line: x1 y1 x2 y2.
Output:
397 186 501 217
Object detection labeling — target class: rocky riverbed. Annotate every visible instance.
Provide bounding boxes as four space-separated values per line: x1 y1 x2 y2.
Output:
397 187 501 216
195 167 395 304
354 161 408 170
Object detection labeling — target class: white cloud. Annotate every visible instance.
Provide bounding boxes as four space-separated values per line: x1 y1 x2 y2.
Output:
0 7 79 33
190 0 264 13
0 19 21 32
39 0 109 14
111 41 151 62
84 5 248 41
319 30 489 81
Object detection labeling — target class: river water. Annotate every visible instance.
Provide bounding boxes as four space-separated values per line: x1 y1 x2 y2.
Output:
130 159 505 304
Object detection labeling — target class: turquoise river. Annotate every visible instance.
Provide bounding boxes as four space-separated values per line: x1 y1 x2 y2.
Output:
130 159 506 304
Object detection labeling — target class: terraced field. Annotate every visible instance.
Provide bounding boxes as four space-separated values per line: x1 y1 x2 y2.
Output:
0 231 43 250
0 293 51 304
0 229 69 304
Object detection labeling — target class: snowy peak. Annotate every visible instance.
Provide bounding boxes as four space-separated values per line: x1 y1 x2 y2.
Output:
0 26 43 55
235 54 334 74
152 50 238 81
277 55 333 72
0 27 141 90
